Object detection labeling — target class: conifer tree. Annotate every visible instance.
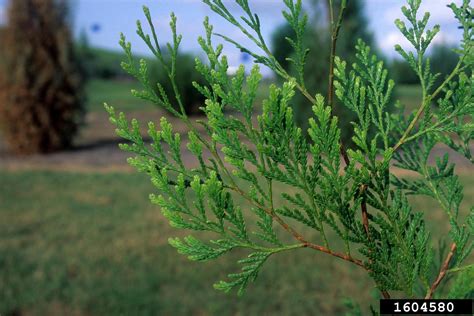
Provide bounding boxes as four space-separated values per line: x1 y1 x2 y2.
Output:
107 0 473 310
0 0 83 154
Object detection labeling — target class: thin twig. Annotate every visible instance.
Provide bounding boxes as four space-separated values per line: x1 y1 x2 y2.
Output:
227 185 367 270
447 263 473 274
326 0 350 166
327 0 345 108
425 243 457 299
393 60 464 153
303 242 366 268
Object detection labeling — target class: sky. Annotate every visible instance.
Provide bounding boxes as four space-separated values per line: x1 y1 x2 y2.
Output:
0 0 464 73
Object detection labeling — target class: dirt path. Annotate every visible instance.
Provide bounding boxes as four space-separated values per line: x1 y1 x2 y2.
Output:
1 111 472 175
0 110 203 172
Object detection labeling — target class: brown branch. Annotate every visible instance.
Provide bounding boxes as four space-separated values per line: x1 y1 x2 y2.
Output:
303 242 366 268
327 34 338 109
203 129 367 274
340 143 350 166
228 158 391 297
361 201 370 237
425 243 457 299
358 184 391 298
227 186 367 270
305 232 390 297
273 214 367 268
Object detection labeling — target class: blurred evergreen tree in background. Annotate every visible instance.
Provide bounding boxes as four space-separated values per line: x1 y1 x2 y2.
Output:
390 44 459 86
75 31 130 80
74 33 206 115
390 58 420 85
272 0 373 144
428 44 459 87
0 0 84 154
149 53 207 116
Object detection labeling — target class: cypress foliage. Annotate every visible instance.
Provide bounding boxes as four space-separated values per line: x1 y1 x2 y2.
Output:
271 0 374 144
107 0 473 307
0 0 83 154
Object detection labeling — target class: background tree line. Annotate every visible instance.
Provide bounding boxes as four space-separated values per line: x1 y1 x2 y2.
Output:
0 0 460 154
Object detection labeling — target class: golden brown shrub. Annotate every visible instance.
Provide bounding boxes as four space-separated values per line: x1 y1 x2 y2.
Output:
0 0 84 154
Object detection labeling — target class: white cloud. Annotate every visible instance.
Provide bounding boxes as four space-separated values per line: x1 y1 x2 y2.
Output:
383 0 463 22
419 0 463 23
431 30 458 46
226 66 239 75
375 0 463 57
379 29 457 57
379 32 410 53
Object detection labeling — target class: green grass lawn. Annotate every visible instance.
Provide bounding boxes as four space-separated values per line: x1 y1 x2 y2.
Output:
1 170 472 315
85 78 419 115
395 84 422 113
85 79 155 112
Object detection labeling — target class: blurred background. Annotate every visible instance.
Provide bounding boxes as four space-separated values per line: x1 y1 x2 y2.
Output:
0 0 470 315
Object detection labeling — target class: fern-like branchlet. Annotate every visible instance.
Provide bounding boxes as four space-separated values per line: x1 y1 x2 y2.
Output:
106 0 473 306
